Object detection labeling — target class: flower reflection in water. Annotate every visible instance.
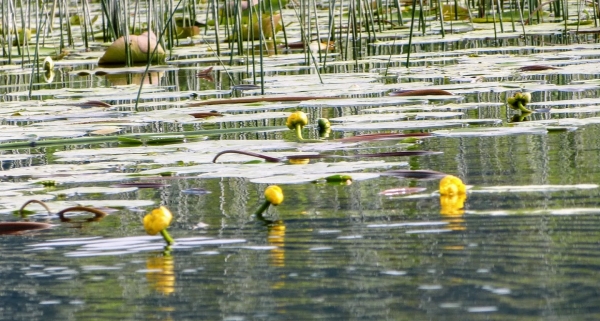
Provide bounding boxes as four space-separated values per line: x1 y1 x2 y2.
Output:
146 253 175 295
440 194 467 232
268 220 286 267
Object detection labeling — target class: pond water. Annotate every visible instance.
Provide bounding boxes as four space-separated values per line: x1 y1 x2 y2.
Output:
4 1 600 320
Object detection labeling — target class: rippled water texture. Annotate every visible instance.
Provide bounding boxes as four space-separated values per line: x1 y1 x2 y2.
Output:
4 211 600 320
3 0 600 319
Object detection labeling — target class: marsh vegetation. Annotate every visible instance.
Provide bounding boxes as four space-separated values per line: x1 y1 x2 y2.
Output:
2 0 600 319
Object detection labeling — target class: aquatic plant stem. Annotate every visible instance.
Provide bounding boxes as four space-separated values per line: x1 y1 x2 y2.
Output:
294 124 304 140
258 4 265 95
19 200 52 218
436 0 445 37
213 150 282 163
517 102 532 113
394 0 404 26
29 1 47 99
210 0 221 56
133 0 184 112
160 229 175 246
495 0 504 33
384 35 397 76
254 201 271 217
406 0 417 67
490 0 498 45
57 206 109 222
19 199 109 222
515 0 527 41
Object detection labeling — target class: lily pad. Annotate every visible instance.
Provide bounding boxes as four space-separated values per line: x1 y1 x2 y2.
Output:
432 127 548 137
48 187 139 196
470 184 598 193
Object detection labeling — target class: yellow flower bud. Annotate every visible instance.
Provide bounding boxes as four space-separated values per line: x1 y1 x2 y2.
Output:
143 206 173 235
264 185 284 206
439 175 466 196
317 118 331 130
286 111 308 130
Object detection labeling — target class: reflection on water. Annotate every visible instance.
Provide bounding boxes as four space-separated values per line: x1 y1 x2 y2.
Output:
145 254 175 295
5 209 600 320
104 72 164 86
267 220 286 268
0 125 599 320
4 10 600 321
440 194 467 231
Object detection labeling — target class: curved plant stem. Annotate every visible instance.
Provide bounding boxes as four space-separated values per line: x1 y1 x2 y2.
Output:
517 103 532 113
294 124 304 140
57 206 109 222
212 150 282 163
160 229 175 245
19 200 108 223
254 201 271 218
19 199 52 218
133 0 184 112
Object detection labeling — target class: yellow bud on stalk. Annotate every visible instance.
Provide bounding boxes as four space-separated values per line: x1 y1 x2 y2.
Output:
143 206 174 245
265 185 284 205
255 185 285 218
286 111 308 140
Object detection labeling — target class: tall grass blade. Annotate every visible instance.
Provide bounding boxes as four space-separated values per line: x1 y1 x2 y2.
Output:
406 0 418 67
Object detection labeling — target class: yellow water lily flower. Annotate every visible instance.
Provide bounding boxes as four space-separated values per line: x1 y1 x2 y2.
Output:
439 175 466 196
143 206 173 235
265 185 284 206
286 111 308 130
286 111 308 140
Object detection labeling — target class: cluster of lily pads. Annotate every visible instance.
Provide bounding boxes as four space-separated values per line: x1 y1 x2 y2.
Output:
6 112 469 249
